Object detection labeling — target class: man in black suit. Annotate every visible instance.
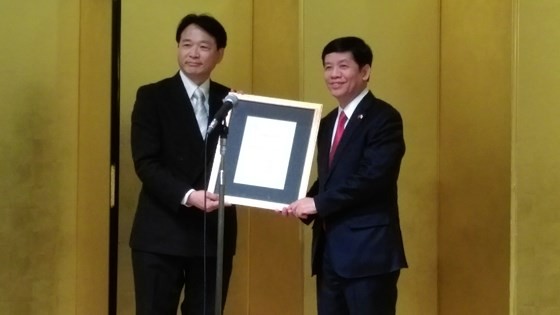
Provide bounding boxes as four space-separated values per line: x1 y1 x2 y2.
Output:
130 14 236 315
284 36 407 315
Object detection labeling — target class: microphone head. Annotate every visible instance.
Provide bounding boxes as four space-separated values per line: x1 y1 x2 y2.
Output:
223 93 239 105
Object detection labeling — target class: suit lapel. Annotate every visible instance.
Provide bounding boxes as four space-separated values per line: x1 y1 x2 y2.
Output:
168 73 206 145
208 81 223 119
326 92 375 176
205 81 227 147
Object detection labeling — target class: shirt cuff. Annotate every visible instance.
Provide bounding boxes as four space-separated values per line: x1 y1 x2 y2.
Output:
182 189 195 207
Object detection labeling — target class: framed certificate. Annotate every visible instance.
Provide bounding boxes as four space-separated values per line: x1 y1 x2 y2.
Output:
208 93 322 211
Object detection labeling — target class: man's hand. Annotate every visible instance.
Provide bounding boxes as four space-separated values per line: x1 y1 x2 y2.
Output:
280 197 317 219
187 190 220 212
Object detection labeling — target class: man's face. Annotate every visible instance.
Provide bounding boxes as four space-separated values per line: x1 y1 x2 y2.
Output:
177 24 224 85
323 52 370 107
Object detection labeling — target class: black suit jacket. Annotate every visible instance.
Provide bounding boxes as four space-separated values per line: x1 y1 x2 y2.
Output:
129 72 236 257
309 91 407 277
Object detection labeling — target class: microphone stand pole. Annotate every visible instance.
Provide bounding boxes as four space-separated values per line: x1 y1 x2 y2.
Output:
214 123 228 315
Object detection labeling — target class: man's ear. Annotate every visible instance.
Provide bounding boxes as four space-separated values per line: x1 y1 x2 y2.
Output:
217 48 225 63
361 64 372 82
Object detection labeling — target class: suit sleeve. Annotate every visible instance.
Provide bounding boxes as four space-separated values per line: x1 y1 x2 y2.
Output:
131 85 190 212
306 180 319 197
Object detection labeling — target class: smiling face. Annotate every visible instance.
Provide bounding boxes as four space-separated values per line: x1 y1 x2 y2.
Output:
323 51 371 108
177 24 224 85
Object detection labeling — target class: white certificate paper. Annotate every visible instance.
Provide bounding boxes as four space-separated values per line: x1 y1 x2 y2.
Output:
233 116 296 190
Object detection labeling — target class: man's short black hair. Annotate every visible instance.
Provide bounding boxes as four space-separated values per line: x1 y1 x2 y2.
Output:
322 36 373 69
175 14 227 49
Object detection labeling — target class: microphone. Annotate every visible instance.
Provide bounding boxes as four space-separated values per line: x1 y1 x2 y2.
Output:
207 93 239 134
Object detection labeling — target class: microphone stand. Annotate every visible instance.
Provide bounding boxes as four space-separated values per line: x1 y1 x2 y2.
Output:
214 122 228 315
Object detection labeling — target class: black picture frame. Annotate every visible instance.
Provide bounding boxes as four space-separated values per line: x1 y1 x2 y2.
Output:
208 93 322 210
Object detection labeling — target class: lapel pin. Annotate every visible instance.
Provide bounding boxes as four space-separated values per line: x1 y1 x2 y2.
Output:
358 114 364 120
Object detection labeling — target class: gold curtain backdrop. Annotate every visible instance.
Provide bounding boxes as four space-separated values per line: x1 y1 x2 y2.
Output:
1 0 559 314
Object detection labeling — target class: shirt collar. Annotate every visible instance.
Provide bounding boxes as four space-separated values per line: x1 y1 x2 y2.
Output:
339 88 368 119
179 70 210 100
